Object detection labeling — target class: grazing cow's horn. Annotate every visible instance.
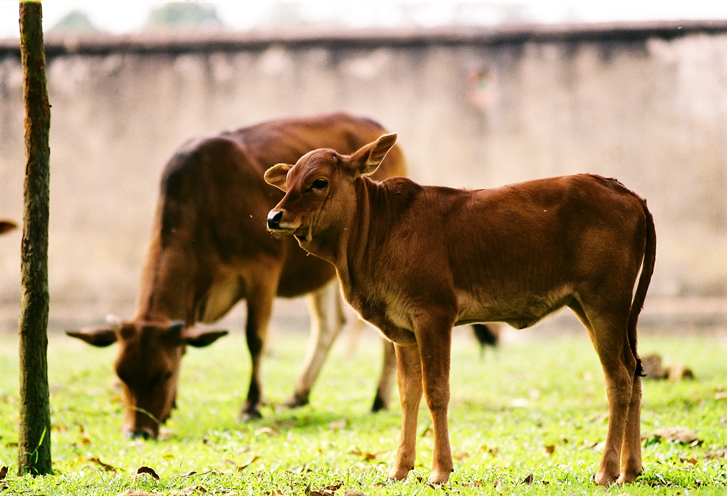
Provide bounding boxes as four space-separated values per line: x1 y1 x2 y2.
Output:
165 321 185 337
105 313 122 329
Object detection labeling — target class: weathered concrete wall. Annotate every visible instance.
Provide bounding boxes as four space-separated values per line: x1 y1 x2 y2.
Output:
0 24 726 328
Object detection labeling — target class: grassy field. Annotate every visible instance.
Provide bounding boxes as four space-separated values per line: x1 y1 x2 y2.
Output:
0 324 725 495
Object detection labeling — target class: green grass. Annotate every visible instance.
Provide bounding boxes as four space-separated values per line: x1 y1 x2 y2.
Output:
0 325 726 495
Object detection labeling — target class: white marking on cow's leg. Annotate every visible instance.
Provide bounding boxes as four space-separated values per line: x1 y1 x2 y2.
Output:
285 280 346 408
388 343 422 481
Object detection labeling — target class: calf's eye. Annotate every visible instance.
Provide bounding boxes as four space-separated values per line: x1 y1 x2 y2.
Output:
311 178 328 191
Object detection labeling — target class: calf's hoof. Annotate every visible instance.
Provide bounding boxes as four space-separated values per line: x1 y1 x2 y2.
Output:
594 471 618 486
428 468 453 485
617 467 642 485
386 465 411 481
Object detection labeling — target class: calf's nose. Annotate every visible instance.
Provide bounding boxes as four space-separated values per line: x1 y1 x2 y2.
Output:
267 210 283 230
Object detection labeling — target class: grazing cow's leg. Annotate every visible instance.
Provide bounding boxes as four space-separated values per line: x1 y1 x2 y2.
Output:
371 340 396 412
285 280 347 408
388 342 423 481
576 298 636 486
240 276 278 421
343 315 397 412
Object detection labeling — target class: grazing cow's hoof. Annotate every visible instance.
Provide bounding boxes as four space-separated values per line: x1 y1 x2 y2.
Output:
238 409 263 422
124 428 155 440
282 392 310 409
428 468 453 485
370 394 388 413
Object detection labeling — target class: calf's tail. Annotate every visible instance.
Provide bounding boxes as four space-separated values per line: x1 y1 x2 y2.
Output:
628 199 656 376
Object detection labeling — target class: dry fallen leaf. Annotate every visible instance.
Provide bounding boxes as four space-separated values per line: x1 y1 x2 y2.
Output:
0 466 7 481
254 427 279 437
180 485 207 494
667 365 694 382
493 479 502 492
545 444 555 455
343 490 367 496
309 483 344 496
348 447 377 461
237 455 260 471
89 457 117 472
328 419 347 430
134 466 160 482
521 473 534 484
118 491 154 496
641 354 667 379
652 427 698 444
704 448 727 459
453 451 470 460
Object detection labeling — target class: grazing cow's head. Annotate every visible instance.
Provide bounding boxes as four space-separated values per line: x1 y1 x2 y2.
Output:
67 320 227 439
264 133 397 246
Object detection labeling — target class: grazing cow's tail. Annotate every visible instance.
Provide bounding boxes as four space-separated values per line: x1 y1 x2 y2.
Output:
628 199 656 376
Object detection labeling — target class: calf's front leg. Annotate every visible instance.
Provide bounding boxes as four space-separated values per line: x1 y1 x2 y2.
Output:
417 323 454 484
388 343 423 481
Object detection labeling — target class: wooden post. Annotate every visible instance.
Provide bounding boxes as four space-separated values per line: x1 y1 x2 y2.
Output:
18 0 52 476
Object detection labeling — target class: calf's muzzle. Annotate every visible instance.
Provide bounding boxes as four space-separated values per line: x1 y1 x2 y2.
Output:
267 210 283 230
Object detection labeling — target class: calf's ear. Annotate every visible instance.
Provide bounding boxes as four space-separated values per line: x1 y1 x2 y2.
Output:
66 327 119 347
348 133 397 178
264 163 293 192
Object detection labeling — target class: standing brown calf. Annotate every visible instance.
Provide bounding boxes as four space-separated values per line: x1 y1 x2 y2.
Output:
264 134 656 485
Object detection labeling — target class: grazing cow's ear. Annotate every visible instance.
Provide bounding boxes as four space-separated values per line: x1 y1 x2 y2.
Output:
347 133 397 178
264 163 293 192
0 220 17 234
66 327 119 347
182 328 229 348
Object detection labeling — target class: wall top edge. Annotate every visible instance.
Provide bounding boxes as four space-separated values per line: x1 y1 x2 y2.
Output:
1 20 727 56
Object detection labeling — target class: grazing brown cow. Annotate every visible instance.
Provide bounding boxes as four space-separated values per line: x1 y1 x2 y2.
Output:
264 134 656 486
66 114 406 439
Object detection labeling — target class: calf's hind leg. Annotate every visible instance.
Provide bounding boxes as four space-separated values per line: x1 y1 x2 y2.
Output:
575 300 639 486
619 369 642 484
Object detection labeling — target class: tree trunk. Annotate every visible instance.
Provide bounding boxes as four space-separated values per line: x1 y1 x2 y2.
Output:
17 0 52 476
